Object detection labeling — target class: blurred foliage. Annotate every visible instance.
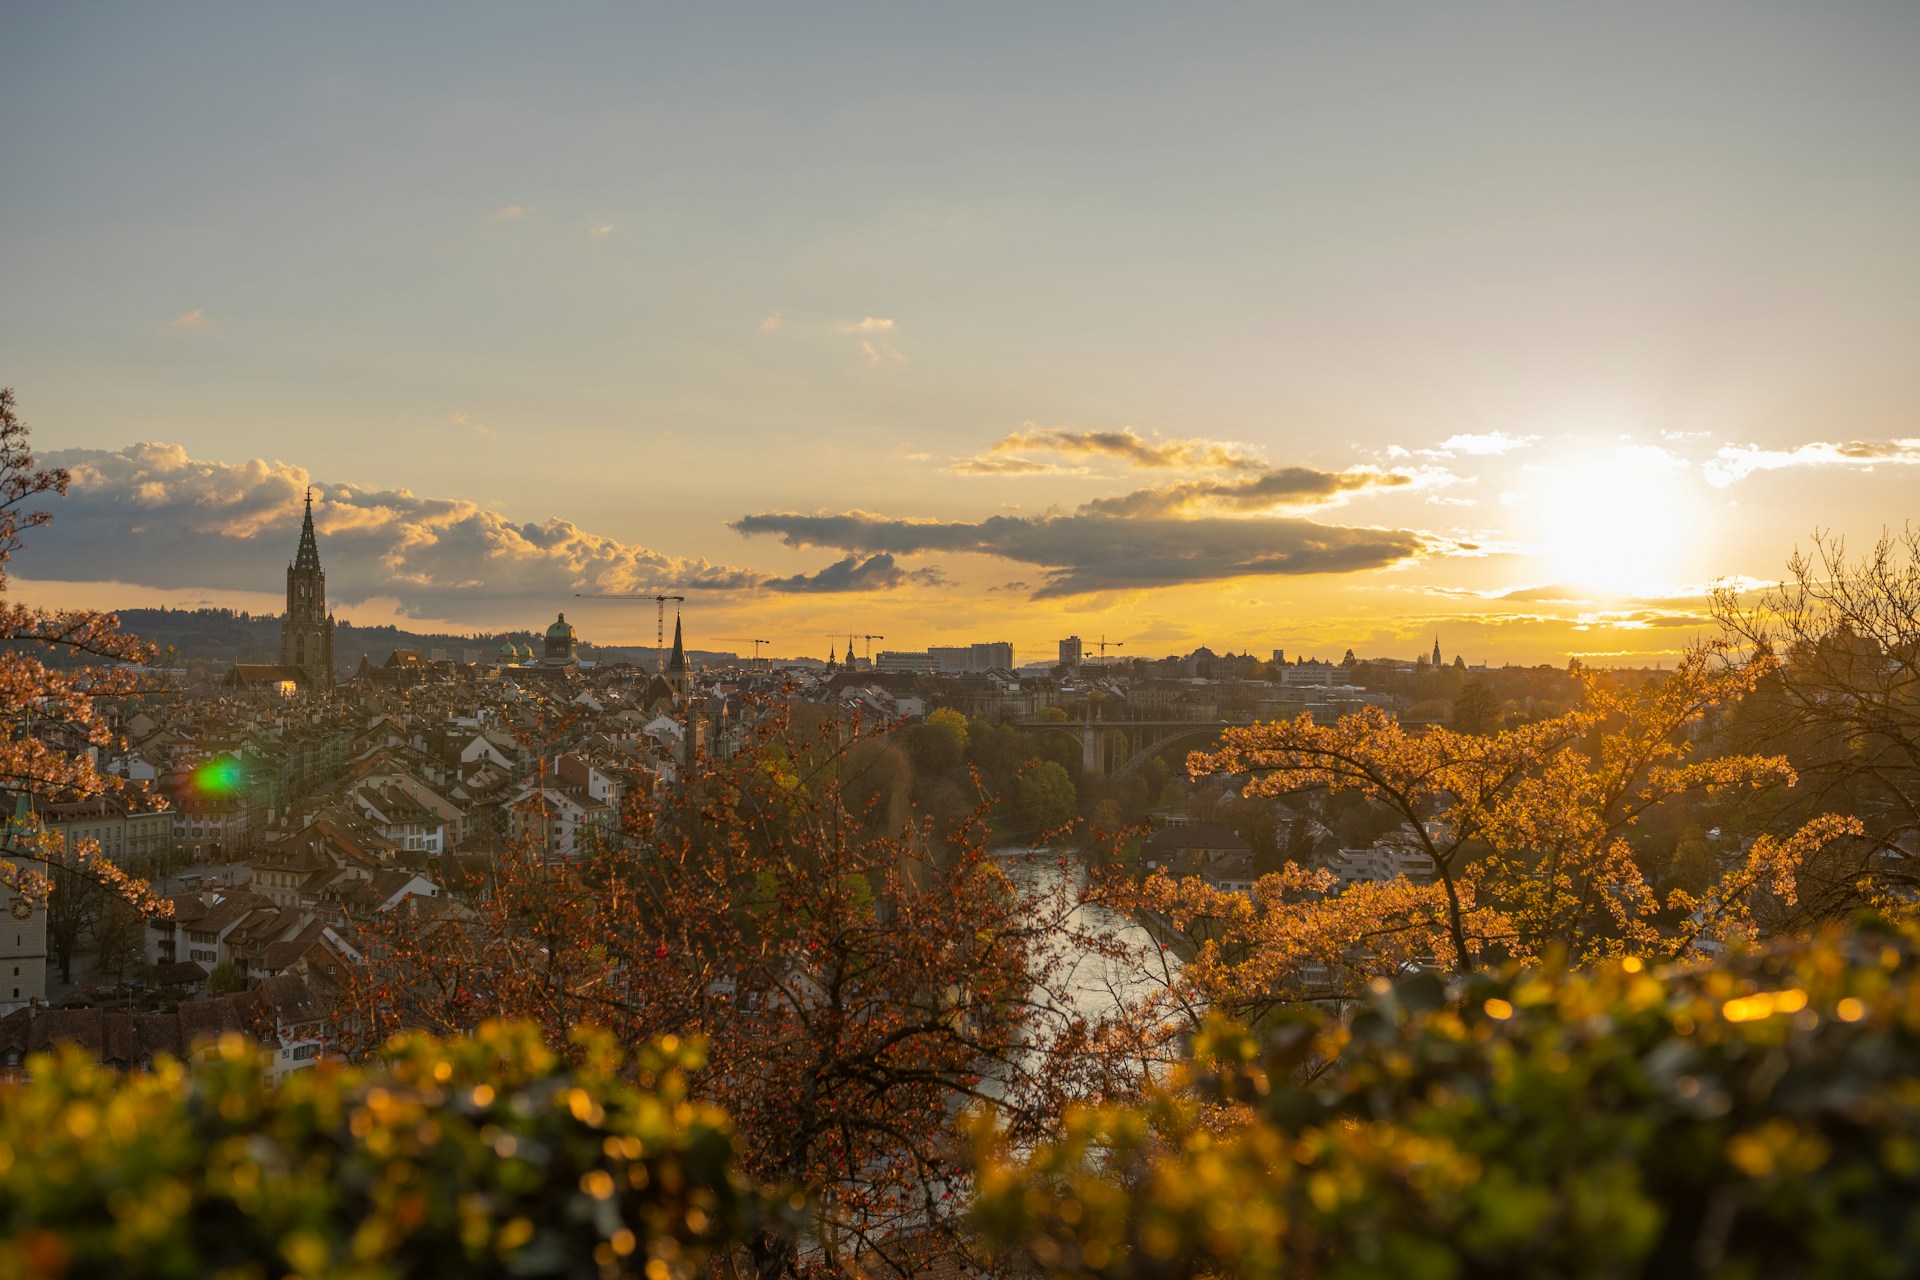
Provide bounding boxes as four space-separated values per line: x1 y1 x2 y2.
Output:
976 914 1920 1279
0 1022 761 1280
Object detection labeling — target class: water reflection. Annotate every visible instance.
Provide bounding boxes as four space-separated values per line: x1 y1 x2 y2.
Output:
995 844 1181 1046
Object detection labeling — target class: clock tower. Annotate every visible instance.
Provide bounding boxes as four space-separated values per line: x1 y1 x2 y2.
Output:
2 796 48 1015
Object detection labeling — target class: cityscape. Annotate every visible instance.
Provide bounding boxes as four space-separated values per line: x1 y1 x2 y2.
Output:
5 5 1920 1278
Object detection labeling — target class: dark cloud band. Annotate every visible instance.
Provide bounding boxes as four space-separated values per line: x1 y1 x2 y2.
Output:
731 509 1429 598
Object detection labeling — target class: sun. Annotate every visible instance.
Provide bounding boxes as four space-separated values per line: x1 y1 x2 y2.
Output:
1520 444 1699 597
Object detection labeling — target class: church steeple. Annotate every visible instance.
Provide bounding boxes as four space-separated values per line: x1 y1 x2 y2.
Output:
281 486 335 691
664 612 688 694
1431 635 1443 667
293 486 321 573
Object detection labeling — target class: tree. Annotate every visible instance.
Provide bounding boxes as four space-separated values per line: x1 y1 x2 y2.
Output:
1117 648 1861 1023
44 845 109 983
1018 761 1077 831
208 960 245 995
90 895 149 987
0 388 165 917
1713 527 1920 904
1451 678 1504 736
348 710 1129 1279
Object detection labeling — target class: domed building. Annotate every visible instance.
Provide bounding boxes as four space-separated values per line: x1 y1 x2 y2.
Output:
543 613 578 668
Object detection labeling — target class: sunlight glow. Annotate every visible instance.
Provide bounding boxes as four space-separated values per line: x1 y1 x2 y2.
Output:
1523 444 1698 597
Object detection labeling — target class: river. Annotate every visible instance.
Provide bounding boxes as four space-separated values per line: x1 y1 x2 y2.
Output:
992 844 1182 1066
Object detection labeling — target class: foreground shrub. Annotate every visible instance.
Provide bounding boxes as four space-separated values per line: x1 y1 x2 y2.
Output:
0 1022 757 1280
976 915 1920 1279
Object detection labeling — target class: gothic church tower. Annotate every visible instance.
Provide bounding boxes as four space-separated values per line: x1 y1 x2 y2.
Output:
281 488 336 690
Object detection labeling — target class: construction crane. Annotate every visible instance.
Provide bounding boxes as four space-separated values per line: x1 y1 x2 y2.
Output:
718 637 771 671
857 634 885 664
574 592 684 673
1091 634 1125 663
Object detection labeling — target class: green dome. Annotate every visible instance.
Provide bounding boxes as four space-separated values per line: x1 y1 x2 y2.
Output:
546 612 575 641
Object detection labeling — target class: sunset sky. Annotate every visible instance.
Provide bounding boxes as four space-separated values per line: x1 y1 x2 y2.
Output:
4 3 1917 666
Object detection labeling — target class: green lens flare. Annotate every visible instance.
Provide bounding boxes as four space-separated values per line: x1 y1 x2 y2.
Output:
193 758 243 795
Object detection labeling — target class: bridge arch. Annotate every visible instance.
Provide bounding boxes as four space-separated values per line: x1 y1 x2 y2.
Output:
1110 727 1228 781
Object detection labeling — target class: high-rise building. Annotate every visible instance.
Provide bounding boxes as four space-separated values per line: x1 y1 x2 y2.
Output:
1059 636 1084 669
281 489 335 691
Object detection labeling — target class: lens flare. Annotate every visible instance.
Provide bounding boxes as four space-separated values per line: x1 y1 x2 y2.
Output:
192 757 243 795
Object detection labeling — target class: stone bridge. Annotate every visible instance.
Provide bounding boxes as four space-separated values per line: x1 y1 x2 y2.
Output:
1006 716 1246 780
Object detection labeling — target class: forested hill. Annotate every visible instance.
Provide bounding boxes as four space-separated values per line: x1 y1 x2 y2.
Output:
107 607 739 670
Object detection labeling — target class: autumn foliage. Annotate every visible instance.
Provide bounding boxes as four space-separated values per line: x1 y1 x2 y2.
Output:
1095 648 1868 1038
0 387 164 914
349 710 1119 1278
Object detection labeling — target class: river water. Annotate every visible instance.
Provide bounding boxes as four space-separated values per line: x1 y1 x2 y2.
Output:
993 845 1182 1055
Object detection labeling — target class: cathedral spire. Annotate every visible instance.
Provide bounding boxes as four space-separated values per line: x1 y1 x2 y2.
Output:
282 488 334 691
294 485 322 573
664 612 688 694
1432 635 1443 667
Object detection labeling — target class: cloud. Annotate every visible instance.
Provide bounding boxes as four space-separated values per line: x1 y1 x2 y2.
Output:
165 309 209 333
492 205 532 221
732 508 1434 598
588 223 614 239
760 313 782 331
23 443 768 626
830 317 902 363
1081 466 1414 518
1569 608 1714 631
1424 431 1538 457
962 426 1263 474
761 553 946 594
948 455 1087 477
1703 439 1920 488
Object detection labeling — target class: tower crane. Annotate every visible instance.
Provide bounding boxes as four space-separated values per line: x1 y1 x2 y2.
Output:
718 637 772 671
574 592 684 674
1091 634 1125 663
857 634 885 664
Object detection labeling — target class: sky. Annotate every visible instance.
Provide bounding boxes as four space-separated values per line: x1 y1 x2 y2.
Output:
3 2 1917 666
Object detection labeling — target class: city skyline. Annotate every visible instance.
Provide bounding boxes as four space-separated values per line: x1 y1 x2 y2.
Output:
6 4 1918 665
